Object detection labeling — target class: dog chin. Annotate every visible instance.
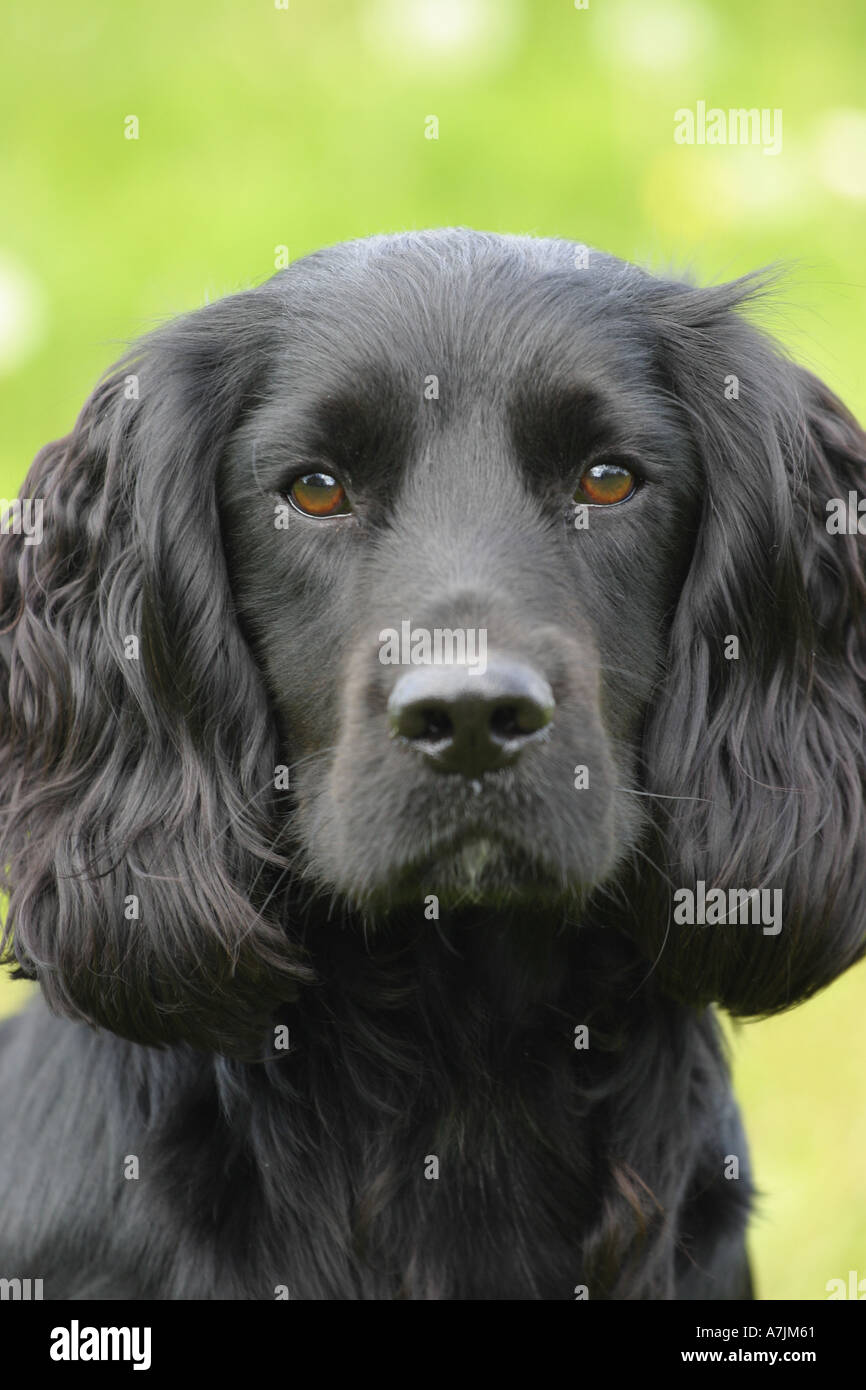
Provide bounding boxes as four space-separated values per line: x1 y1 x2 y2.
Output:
381 835 574 910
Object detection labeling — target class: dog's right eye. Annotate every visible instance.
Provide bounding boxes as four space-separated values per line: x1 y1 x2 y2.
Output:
287 471 352 518
575 461 637 506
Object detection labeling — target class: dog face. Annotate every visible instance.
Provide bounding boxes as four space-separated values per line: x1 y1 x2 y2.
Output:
219 240 701 913
2 230 865 1053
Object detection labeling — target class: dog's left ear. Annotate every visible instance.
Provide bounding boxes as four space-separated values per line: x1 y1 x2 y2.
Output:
0 286 315 1055
634 278 866 1015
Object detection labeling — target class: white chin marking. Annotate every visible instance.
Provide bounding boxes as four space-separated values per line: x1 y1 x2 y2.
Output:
455 838 499 887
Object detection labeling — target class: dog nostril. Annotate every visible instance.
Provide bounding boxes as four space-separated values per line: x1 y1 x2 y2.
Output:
490 704 521 741
489 700 550 741
406 705 453 744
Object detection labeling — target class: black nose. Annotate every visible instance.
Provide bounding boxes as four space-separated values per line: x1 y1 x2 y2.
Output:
387 657 554 776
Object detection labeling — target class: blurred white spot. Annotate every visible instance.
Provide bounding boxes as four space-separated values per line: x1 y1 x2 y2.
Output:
595 0 716 71
363 0 523 71
813 109 866 200
720 148 806 220
0 253 47 376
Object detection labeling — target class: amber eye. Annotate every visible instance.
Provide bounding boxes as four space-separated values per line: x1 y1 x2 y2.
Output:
288 471 351 517
575 462 636 506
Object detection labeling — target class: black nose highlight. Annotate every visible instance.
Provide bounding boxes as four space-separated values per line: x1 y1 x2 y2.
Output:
387 658 554 775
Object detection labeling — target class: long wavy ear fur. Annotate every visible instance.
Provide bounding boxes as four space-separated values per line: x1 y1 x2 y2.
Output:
0 288 313 1053
632 278 866 1015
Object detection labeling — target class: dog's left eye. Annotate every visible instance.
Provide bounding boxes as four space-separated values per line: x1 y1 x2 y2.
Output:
575 462 636 506
287 471 352 518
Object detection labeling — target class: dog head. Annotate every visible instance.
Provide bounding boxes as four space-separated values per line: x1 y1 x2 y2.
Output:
2 230 865 1051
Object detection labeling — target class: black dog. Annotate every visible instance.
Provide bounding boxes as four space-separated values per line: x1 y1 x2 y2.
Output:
1 230 864 1300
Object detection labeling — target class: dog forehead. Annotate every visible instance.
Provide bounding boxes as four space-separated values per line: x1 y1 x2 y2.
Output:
270 232 651 403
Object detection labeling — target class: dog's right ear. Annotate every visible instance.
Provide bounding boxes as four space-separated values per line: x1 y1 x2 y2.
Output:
633 279 866 1017
0 287 314 1055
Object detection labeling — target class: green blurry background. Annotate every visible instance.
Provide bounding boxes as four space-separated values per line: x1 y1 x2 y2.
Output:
1 0 864 1300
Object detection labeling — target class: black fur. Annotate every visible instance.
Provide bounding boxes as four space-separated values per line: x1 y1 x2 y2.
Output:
1 229 864 1299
